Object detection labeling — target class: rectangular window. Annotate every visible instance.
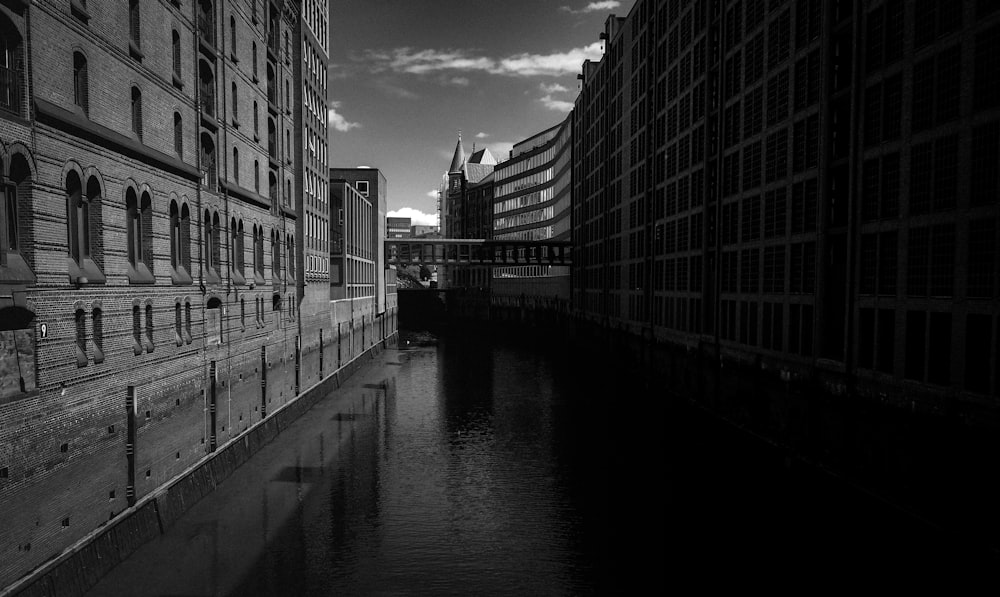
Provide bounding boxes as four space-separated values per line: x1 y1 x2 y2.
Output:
971 122 1000 206
968 218 997 299
905 311 927 381
975 25 1000 109
2 182 18 253
877 308 895 375
928 312 951 385
965 314 992 394
858 308 875 369
129 0 141 46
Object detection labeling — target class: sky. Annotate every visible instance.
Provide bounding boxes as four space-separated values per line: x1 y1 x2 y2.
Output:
326 0 636 226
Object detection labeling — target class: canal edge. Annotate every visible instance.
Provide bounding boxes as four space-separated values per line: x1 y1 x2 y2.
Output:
0 333 399 597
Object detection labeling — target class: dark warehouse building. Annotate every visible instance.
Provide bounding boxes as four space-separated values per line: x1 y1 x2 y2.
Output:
572 0 1000 411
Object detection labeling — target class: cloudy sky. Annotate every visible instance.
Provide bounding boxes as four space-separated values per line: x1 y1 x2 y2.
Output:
326 0 635 226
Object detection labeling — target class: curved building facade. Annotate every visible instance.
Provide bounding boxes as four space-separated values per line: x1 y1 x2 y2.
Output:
492 118 572 300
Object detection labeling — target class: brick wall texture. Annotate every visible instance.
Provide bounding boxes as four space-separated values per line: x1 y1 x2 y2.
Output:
0 1 393 590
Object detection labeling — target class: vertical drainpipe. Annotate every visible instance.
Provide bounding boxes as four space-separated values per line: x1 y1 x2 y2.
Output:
710 0 728 364
219 3 233 404
193 12 208 450
843 0 864 392
293 3 306 351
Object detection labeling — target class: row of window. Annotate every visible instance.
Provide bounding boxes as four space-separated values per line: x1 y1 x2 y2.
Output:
72 292 296 368
63 168 293 286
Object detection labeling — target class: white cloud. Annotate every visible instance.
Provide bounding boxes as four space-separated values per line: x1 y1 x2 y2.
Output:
475 132 490 139
539 95 575 112
560 1 622 14
355 42 605 79
538 82 576 112
539 82 570 94
496 42 605 76
328 101 361 132
388 207 439 226
375 79 419 99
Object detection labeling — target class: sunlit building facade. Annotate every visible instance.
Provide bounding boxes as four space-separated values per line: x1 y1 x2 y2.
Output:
493 118 572 300
0 0 304 587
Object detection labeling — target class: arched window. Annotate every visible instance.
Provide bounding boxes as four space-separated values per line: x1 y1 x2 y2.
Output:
204 209 221 282
125 188 141 267
212 212 221 276
231 81 238 122
174 302 183 346
254 159 260 192
180 203 192 273
206 297 222 346
126 188 153 282
174 112 183 157
132 304 142 355
229 16 236 56
267 117 276 159
66 171 88 264
253 101 259 137
130 86 142 140
172 30 182 79
92 305 104 364
268 170 277 204
266 63 275 104
230 217 244 280
271 229 281 282
252 41 258 79
232 146 239 184
255 225 264 280
144 303 154 352
2 154 32 274
199 60 215 117
201 133 216 189
170 200 181 270
75 307 87 367
286 233 294 280
73 52 88 115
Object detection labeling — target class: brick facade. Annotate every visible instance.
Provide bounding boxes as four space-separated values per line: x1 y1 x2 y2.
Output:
572 1 1000 413
0 1 393 589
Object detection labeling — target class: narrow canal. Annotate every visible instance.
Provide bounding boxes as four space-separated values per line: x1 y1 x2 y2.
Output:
85 327 995 596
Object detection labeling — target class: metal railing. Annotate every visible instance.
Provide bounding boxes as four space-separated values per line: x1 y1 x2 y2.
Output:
385 239 572 267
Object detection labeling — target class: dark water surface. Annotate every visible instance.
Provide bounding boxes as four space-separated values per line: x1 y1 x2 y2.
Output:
85 329 996 596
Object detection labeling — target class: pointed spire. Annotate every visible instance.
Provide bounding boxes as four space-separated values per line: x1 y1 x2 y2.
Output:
448 131 466 174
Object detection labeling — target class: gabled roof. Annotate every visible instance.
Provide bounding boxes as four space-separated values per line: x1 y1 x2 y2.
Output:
467 146 497 166
465 162 495 184
448 133 466 174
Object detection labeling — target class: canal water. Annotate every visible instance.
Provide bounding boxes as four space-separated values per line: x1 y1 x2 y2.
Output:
85 328 995 596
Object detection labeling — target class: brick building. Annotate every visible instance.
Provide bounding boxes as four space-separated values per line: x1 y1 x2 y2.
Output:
441 133 495 288
572 0 1000 410
0 1 396 590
